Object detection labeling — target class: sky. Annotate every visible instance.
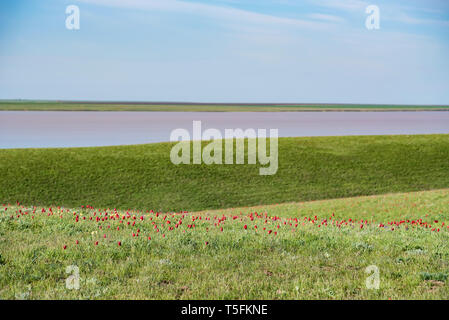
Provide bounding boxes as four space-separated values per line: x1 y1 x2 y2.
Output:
0 0 448 104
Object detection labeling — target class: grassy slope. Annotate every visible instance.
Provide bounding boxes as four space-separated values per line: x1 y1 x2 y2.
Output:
1 101 449 111
1 189 449 299
1 135 449 212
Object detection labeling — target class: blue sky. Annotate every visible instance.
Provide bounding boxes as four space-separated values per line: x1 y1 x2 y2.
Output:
0 0 448 104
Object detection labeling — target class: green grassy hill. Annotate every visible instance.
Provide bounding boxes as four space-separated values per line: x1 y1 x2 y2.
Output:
1 135 449 211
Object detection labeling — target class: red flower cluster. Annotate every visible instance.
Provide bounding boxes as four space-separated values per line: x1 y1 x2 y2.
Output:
2 202 447 252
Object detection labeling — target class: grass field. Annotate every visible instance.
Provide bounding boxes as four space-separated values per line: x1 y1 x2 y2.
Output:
1 135 449 212
1 101 449 112
1 189 449 299
2 134 449 299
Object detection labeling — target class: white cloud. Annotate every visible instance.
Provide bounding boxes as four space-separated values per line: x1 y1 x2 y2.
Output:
392 13 449 27
309 0 368 11
307 13 345 23
76 0 331 29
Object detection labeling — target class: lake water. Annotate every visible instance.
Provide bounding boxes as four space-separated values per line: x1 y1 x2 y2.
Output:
1 111 448 149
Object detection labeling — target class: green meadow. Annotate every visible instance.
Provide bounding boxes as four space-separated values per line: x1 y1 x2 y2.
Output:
1 189 448 299
1 135 448 212
1 134 449 299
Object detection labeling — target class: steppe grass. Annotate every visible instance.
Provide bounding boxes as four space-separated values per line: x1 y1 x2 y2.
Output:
1 135 449 212
1 189 448 299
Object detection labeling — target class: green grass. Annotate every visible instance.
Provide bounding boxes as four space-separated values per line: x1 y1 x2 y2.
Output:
1 101 449 111
1 135 449 212
1 189 449 299
2 134 449 299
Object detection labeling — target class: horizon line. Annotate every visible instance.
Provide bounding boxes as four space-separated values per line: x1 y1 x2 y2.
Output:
1 99 449 107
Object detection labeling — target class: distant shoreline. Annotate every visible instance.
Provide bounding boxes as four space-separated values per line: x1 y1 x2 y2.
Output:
1 101 449 112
